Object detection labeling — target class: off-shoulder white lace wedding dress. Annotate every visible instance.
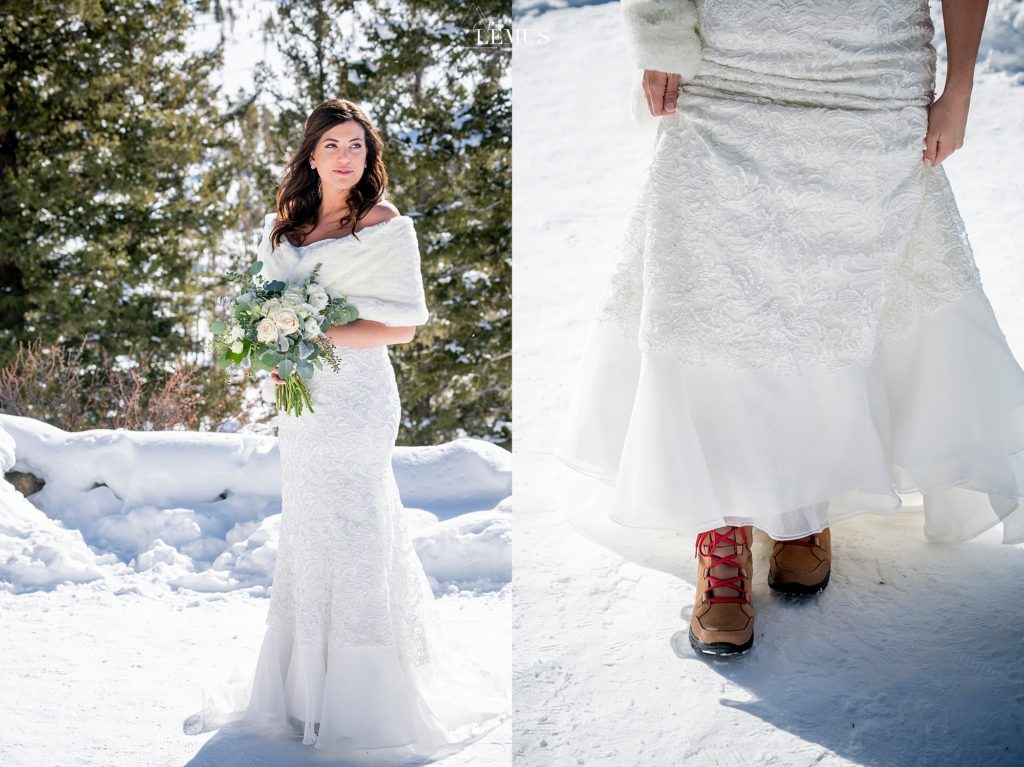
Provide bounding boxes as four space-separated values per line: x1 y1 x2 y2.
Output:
559 0 1024 547
241 213 505 754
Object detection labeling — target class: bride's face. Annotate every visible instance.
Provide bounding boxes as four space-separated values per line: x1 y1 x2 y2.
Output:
310 121 368 195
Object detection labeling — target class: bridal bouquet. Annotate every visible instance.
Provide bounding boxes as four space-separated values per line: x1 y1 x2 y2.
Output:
210 259 358 416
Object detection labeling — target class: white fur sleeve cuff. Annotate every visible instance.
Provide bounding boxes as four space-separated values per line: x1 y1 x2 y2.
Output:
621 0 702 81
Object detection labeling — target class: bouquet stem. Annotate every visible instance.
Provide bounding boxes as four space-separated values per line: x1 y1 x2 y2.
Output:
276 373 315 416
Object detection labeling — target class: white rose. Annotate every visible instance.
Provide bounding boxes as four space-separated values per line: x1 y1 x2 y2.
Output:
269 307 300 335
229 324 245 341
306 285 329 310
230 339 244 354
281 286 305 308
256 317 278 344
260 297 281 317
304 317 321 337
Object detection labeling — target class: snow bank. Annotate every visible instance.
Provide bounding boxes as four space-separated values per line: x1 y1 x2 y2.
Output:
417 498 514 592
0 486 108 594
0 414 281 510
979 0 1024 77
394 438 512 518
931 0 1024 80
0 425 112 593
0 414 512 595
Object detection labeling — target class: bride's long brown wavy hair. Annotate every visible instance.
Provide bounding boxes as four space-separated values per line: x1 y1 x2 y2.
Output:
270 99 389 250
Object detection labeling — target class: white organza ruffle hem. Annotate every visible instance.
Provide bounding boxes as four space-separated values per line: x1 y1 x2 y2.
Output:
242 624 506 756
558 285 1024 547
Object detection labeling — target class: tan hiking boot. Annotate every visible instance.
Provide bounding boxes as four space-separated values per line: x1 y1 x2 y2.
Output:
689 525 755 656
768 527 831 595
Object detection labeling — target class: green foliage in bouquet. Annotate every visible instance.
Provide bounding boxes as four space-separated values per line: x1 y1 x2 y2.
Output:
210 261 358 416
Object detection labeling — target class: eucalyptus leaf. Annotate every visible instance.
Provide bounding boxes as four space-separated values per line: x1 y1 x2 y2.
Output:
296 359 314 380
248 260 263 275
277 335 291 352
278 358 294 378
258 350 280 368
210 320 227 334
265 280 286 293
327 303 358 325
298 341 315 360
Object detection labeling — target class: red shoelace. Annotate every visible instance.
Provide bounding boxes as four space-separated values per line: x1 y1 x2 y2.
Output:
695 526 750 604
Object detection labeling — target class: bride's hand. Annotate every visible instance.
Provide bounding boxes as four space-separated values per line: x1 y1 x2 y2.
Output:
923 89 971 167
642 69 681 116
270 365 286 385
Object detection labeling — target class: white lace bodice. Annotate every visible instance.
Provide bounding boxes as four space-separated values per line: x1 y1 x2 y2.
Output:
690 0 938 109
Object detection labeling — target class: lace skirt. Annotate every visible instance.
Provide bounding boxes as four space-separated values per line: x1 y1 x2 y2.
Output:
243 346 505 753
557 0 1024 546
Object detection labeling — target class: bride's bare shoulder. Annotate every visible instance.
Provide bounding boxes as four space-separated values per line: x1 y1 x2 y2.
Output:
358 201 401 229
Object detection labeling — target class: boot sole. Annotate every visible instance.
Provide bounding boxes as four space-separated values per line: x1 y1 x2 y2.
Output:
688 626 753 656
768 570 830 595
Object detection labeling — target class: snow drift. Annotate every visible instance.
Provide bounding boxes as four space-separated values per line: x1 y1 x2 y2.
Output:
0 414 511 595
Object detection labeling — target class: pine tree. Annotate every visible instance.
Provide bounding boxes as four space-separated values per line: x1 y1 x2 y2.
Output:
0 0 250 425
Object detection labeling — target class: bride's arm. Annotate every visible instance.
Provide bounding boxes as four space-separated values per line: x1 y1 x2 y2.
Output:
325 318 415 347
941 0 988 99
925 0 989 166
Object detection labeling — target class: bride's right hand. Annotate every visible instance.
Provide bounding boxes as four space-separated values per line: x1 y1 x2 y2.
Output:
642 69 681 116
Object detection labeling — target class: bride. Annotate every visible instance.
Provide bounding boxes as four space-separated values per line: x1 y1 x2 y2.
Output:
241 99 504 753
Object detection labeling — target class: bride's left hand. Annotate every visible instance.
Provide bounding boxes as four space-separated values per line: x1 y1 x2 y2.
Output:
641 69 681 116
270 365 286 385
923 89 971 167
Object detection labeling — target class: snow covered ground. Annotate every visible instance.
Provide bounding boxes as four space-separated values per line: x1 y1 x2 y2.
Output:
0 415 511 766
511 3 1024 766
